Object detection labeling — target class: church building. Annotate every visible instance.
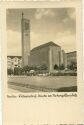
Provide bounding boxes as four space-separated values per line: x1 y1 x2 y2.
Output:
20 13 68 72
29 41 67 72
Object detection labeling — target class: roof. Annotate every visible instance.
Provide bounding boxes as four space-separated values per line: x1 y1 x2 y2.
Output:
31 41 60 52
7 56 22 59
66 51 77 55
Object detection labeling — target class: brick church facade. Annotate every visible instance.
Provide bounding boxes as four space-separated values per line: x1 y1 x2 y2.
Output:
29 41 67 72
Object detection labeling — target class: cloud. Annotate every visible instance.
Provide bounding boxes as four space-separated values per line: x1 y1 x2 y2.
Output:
7 29 21 55
53 31 76 52
30 31 47 49
67 8 76 20
35 9 55 19
7 8 76 55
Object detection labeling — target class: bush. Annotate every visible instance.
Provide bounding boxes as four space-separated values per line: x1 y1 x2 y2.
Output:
14 67 23 75
54 64 59 70
7 68 13 75
59 64 65 70
67 62 77 70
50 72 77 76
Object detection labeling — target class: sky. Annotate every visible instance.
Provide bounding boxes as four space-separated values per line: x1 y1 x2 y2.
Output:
7 8 76 56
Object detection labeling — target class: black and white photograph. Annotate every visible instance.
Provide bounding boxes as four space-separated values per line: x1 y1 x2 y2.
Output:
7 8 77 92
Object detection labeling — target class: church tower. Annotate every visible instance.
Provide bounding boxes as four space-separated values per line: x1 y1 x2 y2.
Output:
21 13 30 67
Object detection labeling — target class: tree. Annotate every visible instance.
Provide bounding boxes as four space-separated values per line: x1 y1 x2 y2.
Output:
23 65 30 72
14 67 23 75
40 64 48 70
18 67 23 75
68 62 77 70
7 68 13 75
23 65 38 72
54 64 59 70
59 64 65 70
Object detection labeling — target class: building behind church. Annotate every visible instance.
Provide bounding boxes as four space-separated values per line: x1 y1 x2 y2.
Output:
7 56 22 70
66 51 77 67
